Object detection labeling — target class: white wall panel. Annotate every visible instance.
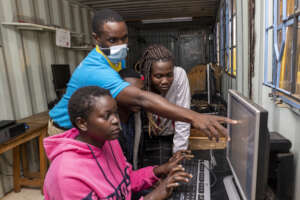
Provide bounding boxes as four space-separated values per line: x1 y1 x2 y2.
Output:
0 48 14 120
0 0 94 197
81 8 91 45
17 0 47 113
0 0 33 118
49 0 67 64
253 0 300 199
34 0 56 102
72 4 86 64
63 0 77 73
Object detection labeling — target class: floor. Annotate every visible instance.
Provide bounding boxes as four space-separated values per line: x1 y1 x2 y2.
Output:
1 188 43 200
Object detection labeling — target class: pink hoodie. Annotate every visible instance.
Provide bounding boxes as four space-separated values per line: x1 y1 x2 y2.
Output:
43 128 159 200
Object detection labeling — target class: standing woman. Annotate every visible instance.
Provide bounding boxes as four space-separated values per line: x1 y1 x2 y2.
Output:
136 44 191 166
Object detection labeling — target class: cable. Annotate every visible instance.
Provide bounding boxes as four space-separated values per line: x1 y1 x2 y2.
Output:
204 164 218 188
209 149 217 169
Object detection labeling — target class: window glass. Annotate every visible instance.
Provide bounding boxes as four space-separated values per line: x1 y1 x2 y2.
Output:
278 0 283 24
229 20 232 48
287 0 295 16
232 47 237 76
265 0 300 105
267 29 274 83
232 0 236 13
225 51 228 71
216 22 220 65
279 25 294 91
233 15 237 46
267 0 274 27
296 21 300 94
277 29 283 52
227 0 232 19
226 50 231 73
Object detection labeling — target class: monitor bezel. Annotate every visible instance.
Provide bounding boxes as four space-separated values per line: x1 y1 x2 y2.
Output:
226 89 267 200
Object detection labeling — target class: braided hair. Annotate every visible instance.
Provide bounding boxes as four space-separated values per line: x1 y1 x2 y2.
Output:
135 44 174 136
135 44 174 92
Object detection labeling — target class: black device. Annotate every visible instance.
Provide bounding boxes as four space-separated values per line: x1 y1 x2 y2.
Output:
0 122 29 144
48 64 71 109
268 132 294 200
51 64 71 99
0 120 16 129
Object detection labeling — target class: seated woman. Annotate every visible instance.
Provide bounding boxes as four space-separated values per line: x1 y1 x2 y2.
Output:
136 44 191 166
43 86 192 200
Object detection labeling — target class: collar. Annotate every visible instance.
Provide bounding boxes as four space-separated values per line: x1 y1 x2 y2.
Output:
96 45 122 72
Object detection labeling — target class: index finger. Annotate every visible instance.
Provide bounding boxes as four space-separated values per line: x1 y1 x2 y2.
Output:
215 116 238 124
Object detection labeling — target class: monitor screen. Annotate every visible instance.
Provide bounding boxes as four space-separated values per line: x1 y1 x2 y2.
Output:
227 90 269 200
51 64 71 90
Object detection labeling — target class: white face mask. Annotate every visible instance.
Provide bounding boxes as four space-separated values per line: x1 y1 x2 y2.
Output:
100 44 128 64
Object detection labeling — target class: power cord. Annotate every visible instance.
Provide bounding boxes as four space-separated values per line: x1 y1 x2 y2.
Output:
209 149 217 169
204 163 217 188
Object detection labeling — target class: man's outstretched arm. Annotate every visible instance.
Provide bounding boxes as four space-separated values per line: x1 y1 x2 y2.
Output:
116 85 237 140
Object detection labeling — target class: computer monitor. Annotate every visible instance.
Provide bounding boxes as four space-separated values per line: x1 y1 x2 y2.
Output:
226 90 270 200
51 64 71 91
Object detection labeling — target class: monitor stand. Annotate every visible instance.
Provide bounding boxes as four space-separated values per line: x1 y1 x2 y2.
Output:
223 176 241 200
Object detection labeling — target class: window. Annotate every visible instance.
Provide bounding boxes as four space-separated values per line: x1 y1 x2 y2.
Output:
264 0 300 108
216 22 220 65
218 0 237 76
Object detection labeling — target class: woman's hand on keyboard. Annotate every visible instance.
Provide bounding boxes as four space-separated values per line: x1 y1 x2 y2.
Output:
154 151 189 177
145 165 192 200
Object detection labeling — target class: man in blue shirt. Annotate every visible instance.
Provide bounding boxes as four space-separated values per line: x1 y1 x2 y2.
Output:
48 9 236 140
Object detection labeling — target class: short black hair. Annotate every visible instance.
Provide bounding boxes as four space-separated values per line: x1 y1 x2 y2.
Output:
68 86 111 129
92 9 124 35
119 68 143 79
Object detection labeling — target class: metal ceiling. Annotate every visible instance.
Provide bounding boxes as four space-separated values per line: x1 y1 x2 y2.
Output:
75 0 219 21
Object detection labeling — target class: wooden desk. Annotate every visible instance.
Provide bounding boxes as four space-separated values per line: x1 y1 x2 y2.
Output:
0 112 49 192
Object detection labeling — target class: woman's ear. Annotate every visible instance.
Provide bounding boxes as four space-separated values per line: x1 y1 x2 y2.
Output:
75 117 88 132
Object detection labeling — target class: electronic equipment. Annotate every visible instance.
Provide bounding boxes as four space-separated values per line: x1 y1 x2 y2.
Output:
0 120 16 129
169 89 270 200
51 64 71 99
0 121 29 144
224 89 270 200
268 131 294 200
169 159 211 200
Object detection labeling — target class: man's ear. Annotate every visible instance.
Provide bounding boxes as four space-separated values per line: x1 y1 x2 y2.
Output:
75 117 88 132
92 32 100 43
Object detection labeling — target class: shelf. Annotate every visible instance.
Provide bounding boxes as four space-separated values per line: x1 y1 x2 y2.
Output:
58 45 94 51
69 46 94 51
2 22 56 31
1 22 84 37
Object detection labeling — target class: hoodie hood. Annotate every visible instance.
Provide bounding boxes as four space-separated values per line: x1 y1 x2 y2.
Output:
43 128 100 162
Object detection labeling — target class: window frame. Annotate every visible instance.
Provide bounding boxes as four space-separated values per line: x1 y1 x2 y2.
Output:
219 0 237 77
264 0 300 109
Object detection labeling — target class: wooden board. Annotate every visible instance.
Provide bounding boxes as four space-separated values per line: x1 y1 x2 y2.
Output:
188 128 227 150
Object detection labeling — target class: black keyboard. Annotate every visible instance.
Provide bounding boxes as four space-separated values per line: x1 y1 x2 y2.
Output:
168 159 210 200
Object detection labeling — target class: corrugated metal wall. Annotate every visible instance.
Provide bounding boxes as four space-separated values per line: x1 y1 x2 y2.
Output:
127 26 213 72
0 0 93 196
